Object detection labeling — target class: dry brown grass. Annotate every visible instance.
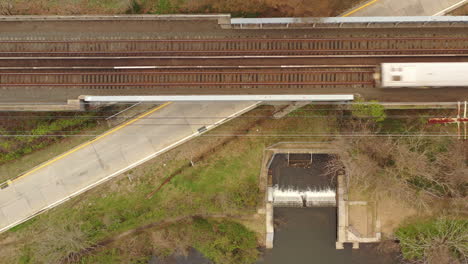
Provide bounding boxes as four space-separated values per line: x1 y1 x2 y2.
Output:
2 0 364 16
0 233 21 264
3 0 131 15
426 245 462 264
450 3 468 15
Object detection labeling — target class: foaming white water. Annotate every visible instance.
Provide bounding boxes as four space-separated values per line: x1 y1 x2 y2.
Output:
272 185 336 207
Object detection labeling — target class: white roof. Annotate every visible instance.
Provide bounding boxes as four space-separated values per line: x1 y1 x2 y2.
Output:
381 62 468 87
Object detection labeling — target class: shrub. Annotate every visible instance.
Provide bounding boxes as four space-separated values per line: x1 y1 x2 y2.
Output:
192 218 258 264
351 98 386 122
396 218 468 263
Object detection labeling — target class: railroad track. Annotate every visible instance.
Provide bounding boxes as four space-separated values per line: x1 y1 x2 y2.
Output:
1 37 467 57
0 67 375 89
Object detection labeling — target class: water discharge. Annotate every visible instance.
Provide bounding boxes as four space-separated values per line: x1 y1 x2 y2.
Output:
272 185 336 207
258 208 398 264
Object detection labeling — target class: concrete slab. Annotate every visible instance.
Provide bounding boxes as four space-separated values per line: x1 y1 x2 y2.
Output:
38 181 69 205
348 204 368 237
1 197 32 224
19 188 48 215
91 138 132 170
0 186 17 207
0 209 7 227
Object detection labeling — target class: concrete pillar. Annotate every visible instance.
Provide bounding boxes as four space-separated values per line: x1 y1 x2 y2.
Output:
336 173 347 249
266 203 274 249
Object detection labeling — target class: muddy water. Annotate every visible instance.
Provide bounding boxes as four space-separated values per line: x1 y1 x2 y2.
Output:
271 154 335 191
257 207 399 264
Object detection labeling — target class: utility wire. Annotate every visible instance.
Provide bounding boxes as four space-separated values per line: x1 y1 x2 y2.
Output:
0 133 459 137
0 127 455 133
0 114 455 119
0 101 459 105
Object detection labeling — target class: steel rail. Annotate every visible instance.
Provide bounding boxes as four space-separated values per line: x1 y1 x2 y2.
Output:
2 54 467 59
0 70 374 75
0 65 377 70
0 81 374 86
1 37 468 43
1 49 467 54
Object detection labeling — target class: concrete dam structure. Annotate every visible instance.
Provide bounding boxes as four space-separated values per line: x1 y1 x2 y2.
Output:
270 186 336 207
268 153 337 208
264 152 339 248
263 150 381 250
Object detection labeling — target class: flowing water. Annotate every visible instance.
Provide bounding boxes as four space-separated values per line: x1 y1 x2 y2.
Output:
257 207 399 264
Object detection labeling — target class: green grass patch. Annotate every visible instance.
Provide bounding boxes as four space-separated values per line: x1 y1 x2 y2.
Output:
191 218 258 264
18 247 32 264
8 218 37 233
351 98 386 122
80 248 122 264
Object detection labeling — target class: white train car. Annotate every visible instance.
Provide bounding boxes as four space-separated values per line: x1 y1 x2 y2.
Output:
381 62 468 88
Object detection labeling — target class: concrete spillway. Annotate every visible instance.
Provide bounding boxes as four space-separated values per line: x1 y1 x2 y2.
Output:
271 185 336 207
265 152 338 249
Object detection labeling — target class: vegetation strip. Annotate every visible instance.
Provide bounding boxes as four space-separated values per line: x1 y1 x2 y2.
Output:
0 102 170 185
63 214 252 263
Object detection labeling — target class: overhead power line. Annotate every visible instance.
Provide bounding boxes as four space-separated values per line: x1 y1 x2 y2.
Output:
0 133 460 138
0 115 454 121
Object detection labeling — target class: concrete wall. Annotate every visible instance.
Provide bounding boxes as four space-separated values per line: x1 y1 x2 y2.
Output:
0 99 83 112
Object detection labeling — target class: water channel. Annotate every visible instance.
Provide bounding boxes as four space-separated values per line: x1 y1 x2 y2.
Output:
257 207 399 264
258 153 399 264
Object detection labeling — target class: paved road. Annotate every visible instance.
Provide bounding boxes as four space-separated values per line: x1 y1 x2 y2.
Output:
0 101 258 232
344 0 466 16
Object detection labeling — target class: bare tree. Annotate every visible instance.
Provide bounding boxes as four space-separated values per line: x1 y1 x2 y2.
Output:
327 128 467 210
31 218 93 264
0 0 14 15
